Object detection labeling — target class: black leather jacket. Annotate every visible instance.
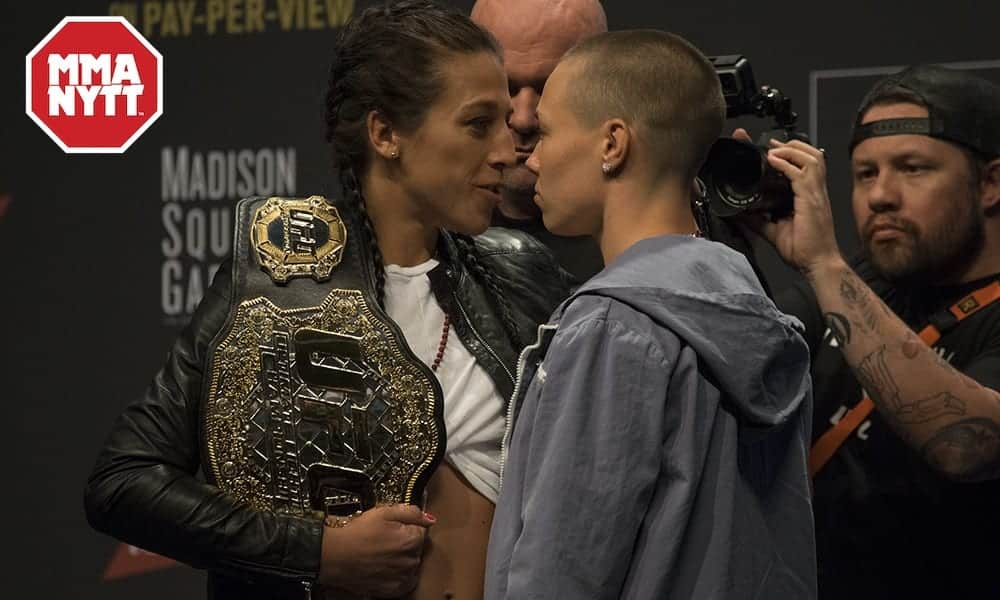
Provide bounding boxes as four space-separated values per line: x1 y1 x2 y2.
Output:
84 226 571 599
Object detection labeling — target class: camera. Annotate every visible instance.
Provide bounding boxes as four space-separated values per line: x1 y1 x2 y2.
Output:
696 55 808 222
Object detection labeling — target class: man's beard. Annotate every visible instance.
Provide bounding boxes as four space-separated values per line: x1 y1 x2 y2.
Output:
862 197 985 286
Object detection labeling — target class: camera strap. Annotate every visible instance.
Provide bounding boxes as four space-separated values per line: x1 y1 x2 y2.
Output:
808 279 1000 478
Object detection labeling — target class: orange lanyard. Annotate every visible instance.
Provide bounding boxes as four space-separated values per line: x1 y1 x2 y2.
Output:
808 280 1000 478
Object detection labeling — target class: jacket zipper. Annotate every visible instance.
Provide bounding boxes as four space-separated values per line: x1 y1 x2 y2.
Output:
452 287 515 385
498 323 557 490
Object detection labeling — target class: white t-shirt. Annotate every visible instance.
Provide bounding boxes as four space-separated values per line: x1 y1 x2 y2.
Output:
383 259 505 503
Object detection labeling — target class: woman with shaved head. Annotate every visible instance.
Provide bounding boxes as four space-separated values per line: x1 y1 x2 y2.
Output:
484 29 817 600
473 0 608 283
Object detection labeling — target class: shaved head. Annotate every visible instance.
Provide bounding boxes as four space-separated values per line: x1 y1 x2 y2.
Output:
472 0 608 218
561 30 725 180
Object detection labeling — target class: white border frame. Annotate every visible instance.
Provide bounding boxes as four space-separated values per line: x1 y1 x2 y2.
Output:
25 16 164 154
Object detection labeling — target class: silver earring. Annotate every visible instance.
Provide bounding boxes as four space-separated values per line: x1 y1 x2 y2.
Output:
390 149 399 159
601 162 613 174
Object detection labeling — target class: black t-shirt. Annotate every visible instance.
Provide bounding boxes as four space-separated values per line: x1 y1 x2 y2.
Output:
779 255 1000 599
490 211 604 286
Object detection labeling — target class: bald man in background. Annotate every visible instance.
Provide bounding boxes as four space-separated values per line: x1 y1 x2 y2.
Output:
472 0 607 284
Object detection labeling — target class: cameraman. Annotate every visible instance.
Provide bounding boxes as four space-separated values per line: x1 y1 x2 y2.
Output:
748 65 1000 598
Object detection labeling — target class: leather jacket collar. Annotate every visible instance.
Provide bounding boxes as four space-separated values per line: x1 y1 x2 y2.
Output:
427 228 571 403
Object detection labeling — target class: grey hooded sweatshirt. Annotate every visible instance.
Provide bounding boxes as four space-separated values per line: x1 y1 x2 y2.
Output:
485 235 816 600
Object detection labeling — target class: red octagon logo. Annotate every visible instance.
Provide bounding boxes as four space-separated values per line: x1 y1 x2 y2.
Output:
25 17 163 154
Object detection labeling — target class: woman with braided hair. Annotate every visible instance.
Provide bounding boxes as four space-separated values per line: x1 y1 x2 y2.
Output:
85 1 570 599
316 0 572 597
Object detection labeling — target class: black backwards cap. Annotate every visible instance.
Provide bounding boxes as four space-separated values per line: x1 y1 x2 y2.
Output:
849 64 1000 159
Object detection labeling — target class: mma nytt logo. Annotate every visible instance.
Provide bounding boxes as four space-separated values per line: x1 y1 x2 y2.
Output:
25 17 163 153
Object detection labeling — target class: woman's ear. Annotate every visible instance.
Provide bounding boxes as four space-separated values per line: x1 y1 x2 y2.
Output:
600 118 630 176
367 109 401 161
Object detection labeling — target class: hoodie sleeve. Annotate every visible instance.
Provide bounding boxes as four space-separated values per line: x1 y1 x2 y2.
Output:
496 303 673 599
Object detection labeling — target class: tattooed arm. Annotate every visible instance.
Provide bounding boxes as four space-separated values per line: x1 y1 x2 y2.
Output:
750 138 1000 482
807 258 1000 481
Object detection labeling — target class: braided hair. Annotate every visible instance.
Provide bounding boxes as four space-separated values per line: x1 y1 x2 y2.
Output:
323 0 523 348
453 234 523 348
336 164 386 307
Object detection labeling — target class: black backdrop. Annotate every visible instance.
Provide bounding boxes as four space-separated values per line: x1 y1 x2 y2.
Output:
3 1 999 596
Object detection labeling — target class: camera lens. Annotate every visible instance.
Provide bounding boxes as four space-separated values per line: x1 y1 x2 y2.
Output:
699 137 795 219
718 143 764 204
702 138 764 216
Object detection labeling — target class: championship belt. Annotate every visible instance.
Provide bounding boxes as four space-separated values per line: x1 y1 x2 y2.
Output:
202 195 446 525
